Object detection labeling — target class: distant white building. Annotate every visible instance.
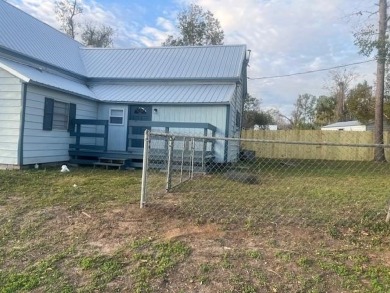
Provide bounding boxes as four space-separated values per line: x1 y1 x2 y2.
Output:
253 124 278 130
321 121 366 131
321 120 390 132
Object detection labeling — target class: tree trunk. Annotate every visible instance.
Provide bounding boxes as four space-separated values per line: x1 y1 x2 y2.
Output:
374 0 387 162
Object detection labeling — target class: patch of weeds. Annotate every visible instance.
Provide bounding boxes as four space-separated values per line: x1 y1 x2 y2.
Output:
328 225 343 239
365 266 390 293
78 254 124 290
220 252 233 269
131 239 191 293
246 249 263 260
297 256 315 269
229 275 257 293
198 263 213 285
0 250 72 293
298 274 325 293
131 237 153 249
275 250 293 262
253 270 269 287
244 216 255 230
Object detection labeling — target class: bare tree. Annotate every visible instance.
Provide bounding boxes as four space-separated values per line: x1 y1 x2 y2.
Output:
267 108 293 130
55 1 115 47
81 23 114 47
324 69 357 122
55 0 83 39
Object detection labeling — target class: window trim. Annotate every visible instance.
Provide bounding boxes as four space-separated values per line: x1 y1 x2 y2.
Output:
109 108 125 125
43 97 76 132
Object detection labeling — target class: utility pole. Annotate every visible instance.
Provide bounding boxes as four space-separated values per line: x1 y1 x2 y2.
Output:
374 0 387 162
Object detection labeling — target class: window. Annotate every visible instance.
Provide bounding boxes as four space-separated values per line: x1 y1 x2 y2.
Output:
43 97 76 131
52 100 69 130
109 108 124 125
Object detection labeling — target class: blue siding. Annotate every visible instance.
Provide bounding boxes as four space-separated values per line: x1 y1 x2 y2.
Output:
152 105 227 162
22 85 99 164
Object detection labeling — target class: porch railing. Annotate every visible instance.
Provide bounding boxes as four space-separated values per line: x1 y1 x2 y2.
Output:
69 119 108 152
128 120 217 153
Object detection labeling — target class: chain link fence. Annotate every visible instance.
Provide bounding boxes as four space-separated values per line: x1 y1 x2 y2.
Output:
140 130 390 229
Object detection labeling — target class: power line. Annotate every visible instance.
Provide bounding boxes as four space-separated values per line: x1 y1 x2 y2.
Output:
247 59 376 80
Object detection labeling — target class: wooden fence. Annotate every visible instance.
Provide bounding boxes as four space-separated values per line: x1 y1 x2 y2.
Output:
241 130 390 161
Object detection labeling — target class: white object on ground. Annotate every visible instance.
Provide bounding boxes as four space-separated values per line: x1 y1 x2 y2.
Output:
61 165 70 172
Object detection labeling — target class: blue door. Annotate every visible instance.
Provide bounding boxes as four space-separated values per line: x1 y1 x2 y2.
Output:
128 105 152 149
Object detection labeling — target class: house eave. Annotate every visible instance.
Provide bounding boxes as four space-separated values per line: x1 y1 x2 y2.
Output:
0 46 87 81
28 80 98 101
87 77 241 84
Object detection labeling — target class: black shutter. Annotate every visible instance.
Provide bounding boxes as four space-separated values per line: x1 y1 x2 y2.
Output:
68 103 76 132
43 97 54 131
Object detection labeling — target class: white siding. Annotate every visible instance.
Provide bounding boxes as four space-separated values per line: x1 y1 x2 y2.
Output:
0 68 21 165
23 84 98 164
152 105 228 162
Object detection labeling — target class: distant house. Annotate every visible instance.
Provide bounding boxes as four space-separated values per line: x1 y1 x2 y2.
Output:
321 121 367 131
0 1 248 169
253 124 278 131
321 120 390 132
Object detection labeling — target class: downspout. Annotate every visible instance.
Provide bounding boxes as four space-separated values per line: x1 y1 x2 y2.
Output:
224 105 230 163
241 49 250 138
18 83 27 167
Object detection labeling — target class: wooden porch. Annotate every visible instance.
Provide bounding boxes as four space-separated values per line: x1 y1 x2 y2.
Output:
68 119 217 170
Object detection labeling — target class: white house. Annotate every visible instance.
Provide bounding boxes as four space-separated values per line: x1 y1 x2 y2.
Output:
321 120 390 132
321 121 367 131
0 0 249 169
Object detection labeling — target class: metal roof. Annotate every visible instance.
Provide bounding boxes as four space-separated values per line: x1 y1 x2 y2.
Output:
80 45 246 79
89 83 236 104
322 121 363 128
0 0 86 76
1 57 236 104
0 57 96 99
0 1 246 105
0 2 246 81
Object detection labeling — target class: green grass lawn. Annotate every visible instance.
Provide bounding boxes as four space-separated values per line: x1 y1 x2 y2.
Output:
1 161 390 292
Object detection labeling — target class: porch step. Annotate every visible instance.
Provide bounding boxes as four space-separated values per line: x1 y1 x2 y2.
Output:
94 157 128 170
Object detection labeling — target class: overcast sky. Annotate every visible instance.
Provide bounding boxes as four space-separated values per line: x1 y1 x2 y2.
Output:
8 0 378 115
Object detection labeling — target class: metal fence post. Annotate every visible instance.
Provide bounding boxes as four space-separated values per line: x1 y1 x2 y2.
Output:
140 130 150 208
166 135 174 192
190 137 195 179
180 137 187 183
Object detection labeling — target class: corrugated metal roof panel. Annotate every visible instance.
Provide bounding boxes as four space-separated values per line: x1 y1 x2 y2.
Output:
90 83 236 104
0 57 96 99
0 1 86 76
81 45 246 79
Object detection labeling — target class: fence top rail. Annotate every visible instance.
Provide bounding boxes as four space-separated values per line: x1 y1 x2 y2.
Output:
131 121 216 132
149 132 390 148
74 119 108 126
